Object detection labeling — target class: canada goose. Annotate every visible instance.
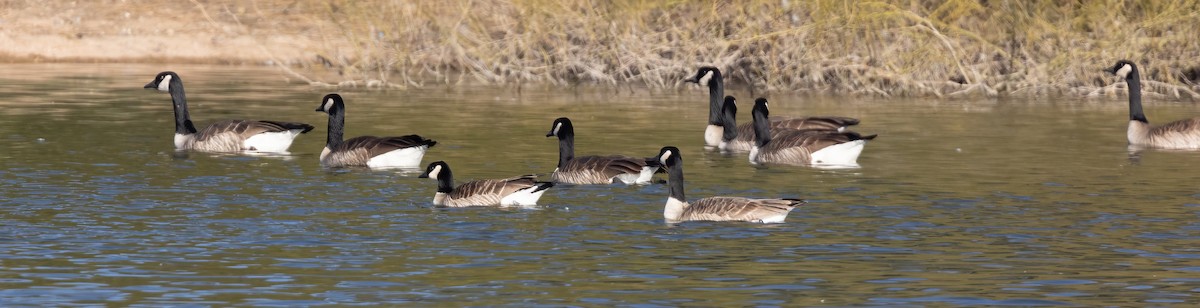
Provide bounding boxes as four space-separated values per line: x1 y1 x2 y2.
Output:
315 94 436 168
654 146 804 223
1106 60 1200 149
684 66 859 149
715 95 843 152
749 98 876 167
143 71 314 153
545 117 660 184
418 161 554 207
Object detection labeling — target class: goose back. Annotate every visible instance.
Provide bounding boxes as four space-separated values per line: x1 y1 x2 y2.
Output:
551 155 653 185
322 135 435 168
680 197 803 223
1133 118 1200 149
441 176 552 207
185 119 314 152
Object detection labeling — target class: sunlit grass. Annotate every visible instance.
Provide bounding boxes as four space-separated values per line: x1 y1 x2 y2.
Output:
193 0 1200 97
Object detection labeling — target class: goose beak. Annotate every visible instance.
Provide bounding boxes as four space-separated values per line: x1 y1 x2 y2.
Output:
143 82 156 89
545 131 555 137
417 171 430 178
683 77 698 84
315 107 324 112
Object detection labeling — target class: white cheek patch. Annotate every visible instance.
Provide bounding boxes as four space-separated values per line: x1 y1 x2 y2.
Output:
158 74 172 92
323 98 334 112
697 70 714 85
428 165 442 180
660 150 673 165
1115 64 1133 78
552 123 562 136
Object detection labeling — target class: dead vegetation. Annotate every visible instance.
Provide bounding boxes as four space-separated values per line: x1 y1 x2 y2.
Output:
6 0 1200 98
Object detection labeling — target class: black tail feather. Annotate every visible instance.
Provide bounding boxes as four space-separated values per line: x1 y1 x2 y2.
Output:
262 120 316 134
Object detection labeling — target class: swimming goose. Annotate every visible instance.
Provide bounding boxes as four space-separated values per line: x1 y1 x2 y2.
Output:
749 98 876 167
315 93 436 168
143 71 314 153
545 117 659 184
418 161 554 207
715 95 846 152
684 66 859 149
654 146 805 223
1106 60 1200 149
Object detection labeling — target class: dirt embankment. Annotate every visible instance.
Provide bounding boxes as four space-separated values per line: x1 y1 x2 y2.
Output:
0 0 327 65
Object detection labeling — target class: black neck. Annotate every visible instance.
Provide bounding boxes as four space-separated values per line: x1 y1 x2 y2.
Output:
1126 69 1147 123
325 102 346 148
436 167 454 193
168 78 197 135
720 99 739 141
706 71 725 126
556 132 575 168
667 160 686 202
751 105 772 147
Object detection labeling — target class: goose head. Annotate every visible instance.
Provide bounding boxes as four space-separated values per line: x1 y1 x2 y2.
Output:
752 98 770 119
1106 60 1137 80
546 117 574 138
144 71 179 92
315 93 344 114
418 161 450 180
684 66 720 86
656 146 682 168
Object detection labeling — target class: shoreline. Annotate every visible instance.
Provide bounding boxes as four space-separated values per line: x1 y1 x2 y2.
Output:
2 1 1197 100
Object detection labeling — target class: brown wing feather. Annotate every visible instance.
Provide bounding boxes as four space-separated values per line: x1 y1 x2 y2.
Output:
1144 117 1200 148
195 120 312 141
445 175 540 206
734 116 856 138
334 135 436 158
761 130 861 153
559 155 646 179
682 197 802 222
1151 117 1200 135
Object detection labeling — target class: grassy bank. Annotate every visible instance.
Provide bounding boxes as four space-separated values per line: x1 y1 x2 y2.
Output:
7 0 1200 98
299 0 1200 98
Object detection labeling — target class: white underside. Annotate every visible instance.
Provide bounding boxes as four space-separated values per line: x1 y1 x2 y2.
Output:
614 165 659 184
244 129 305 153
810 140 866 167
664 197 687 221
758 214 788 224
704 125 722 147
366 146 429 168
174 133 192 150
432 192 448 206
500 186 550 206
320 147 332 161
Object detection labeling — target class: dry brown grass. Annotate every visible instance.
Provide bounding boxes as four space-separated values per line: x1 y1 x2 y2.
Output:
288 0 1200 98
6 0 1200 98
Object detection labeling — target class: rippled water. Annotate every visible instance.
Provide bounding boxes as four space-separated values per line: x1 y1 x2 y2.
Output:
1 64 1199 306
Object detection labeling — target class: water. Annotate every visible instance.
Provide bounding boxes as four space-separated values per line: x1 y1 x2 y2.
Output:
2 64 1199 306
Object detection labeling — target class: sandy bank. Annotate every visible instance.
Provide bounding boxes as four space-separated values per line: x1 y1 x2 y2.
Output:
0 0 325 64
